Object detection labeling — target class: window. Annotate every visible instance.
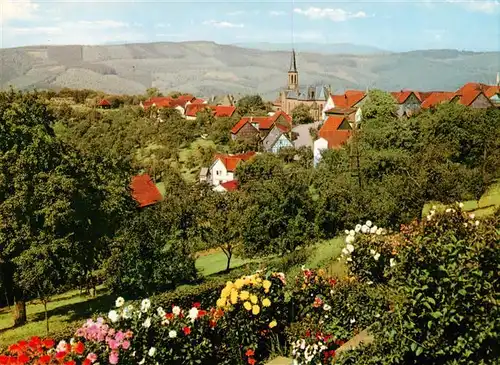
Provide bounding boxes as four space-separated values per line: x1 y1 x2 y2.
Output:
216 171 221 176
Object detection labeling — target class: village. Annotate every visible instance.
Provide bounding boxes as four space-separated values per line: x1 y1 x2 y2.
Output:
115 50 500 199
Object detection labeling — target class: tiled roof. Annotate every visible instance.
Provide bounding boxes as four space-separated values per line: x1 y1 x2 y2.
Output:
142 95 195 109
420 92 455 109
231 111 292 134
391 90 421 104
485 86 500 98
98 99 111 106
220 180 239 192
319 116 351 149
130 174 163 208
185 103 215 117
191 98 205 104
231 116 268 134
213 152 256 172
453 89 492 107
330 90 366 108
325 107 357 115
214 105 236 117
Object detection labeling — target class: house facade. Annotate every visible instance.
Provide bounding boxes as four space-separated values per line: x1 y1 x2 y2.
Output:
391 91 422 117
262 126 293 153
209 152 256 186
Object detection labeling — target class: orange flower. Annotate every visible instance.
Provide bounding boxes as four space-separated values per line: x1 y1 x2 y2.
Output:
248 358 256 365
245 349 255 357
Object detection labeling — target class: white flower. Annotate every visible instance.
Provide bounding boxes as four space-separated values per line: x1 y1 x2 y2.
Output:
390 258 396 267
475 220 480 226
349 229 355 236
446 208 452 213
70 338 76 345
115 297 125 308
108 310 119 323
172 306 181 316
143 317 151 328
346 257 352 262
361 225 369 233
459 202 464 208
345 235 355 244
432 205 436 210
168 330 177 338
122 305 133 319
344 229 350 235
373 253 380 261
469 213 475 219
426 215 432 221
376 228 383 235
346 243 354 253
138 358 145 365
370 249 376 255
350 318 356 324
141 299 151 312
188 307 199 322
323 304 331 311
355 224 362 232
370 226 377 234
342 248 349 256
367 280 373 285
366 220 372 227
157 307 166 317
148 347 157 357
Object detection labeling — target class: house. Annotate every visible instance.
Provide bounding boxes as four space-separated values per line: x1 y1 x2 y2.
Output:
451 84 494 109
185 104 216 120
262 126 294 153
199 167 209 183
323 107 361 127
130 174 163 208
214 105 237 118
485 86 500 107
213 180 239 193
390 91 422 117
322 90 366 121
278 49 331 121
98 99 111 109
313 115 352 166
141 95 196 115
209 152 256 186
421 92 455 109
230 111 292 141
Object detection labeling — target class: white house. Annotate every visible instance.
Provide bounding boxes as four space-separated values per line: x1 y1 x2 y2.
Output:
209 152 256 186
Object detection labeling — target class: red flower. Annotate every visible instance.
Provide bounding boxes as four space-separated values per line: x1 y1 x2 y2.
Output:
305 330 311 337
42 339 55 349
64 361 76 365
28 336 41 349
8 344 20 354
73 342 85 355
209 320 217 328
82 359 91 365
55 351 67 360
248 358 256 365
165 313 174 320
183 327 191 335
198 310 207 317
17 354 30 364
192 302 201 308
38 355 52 364
0 355 10 365
245 349 255 357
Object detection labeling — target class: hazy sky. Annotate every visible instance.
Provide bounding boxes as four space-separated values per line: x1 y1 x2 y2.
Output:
1 0 499 51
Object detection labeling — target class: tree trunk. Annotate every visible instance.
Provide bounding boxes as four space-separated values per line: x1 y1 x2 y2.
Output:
44 300 49 335
4 289 10 309
13 300 27 326
225 251 232 272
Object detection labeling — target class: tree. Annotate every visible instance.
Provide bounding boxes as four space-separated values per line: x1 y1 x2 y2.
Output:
360 89 397 121
236 95 269 115
146 87 163 98
200 191 248 272
292 104 314 125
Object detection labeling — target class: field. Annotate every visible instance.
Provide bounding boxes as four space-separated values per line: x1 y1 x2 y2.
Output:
0 237 344 348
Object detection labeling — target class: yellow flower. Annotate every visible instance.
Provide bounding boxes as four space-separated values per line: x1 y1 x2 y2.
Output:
269 320 277 328
230 289 239 304
234 279 245 289
220 287 231 299
262 298 271 307
250 294 258 304
243 301 252 311
252 305 260 315
263 280 272 290
240 290 250 301
216 298 226 308
256 277 262 283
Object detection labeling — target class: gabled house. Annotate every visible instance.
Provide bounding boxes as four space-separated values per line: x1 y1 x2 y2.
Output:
141 95 196 115
322 90 366 121
262 126 293 153
230 111 292 142
98 99 111 109
130 174 163 208
214 105 237 118
451 87 494 109
230 117 262 141
314 116 352 166
185 104 216 120
209 152 256 186
485 86 500 107
391 90 422 117
421 92 455 109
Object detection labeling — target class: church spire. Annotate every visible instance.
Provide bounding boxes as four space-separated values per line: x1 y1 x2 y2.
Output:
289 48 297 73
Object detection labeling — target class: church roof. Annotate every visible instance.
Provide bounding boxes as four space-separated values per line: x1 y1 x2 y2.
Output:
284 85 330 101
289 49 297 73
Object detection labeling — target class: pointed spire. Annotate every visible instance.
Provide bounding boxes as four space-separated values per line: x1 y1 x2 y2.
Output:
289 48 297 73
496 72 499 86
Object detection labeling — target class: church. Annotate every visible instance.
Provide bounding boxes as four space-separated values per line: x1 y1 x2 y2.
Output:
275 49 332 121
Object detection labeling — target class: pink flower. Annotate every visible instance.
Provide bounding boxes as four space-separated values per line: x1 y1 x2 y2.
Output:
115 331 125 342
108 339 119 350
122 340 130 350
109 351 119 365
86 353 98 363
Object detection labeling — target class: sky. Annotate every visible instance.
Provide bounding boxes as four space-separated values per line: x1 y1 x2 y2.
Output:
1 0 499 52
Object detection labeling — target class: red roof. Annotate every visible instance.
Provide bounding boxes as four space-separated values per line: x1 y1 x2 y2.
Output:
214 105 236 117
231 116 268 134
452 89 492 107
391 90 422 104
319 116 351 149
220 180 239 191
142 95 195 110
330 90 366 109
98 99 111 106
213 152 256 172
185 103 215 117
191 98 205 104
421 92 455 109
485 86 500 98
231 112 291 134
130 174 163 208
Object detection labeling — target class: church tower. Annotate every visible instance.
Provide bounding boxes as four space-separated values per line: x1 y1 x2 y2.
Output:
287 49 298 91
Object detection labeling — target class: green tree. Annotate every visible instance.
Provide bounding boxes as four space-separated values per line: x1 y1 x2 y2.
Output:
146 87 163 98
236 95 269 115
292 103 314 125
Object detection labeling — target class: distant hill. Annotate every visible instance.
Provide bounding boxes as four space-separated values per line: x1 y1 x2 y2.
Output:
233 42 388 55
0 42 498 100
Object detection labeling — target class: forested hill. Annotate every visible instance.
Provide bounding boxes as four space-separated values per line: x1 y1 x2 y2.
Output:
0 42 498 99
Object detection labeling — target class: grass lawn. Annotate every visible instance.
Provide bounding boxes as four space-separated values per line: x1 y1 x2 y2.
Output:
422 181 500 218
195 249 252 277
177 138 216 182
0 286 113 348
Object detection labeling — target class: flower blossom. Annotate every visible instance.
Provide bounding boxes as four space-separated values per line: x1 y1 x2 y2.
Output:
141 299 151 313
108 310 119 323
115 297 125 308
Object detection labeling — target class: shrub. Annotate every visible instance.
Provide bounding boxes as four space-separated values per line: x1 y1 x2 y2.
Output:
336 205 500 365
